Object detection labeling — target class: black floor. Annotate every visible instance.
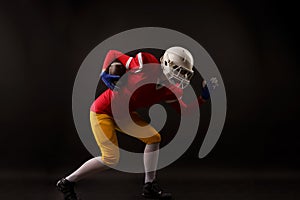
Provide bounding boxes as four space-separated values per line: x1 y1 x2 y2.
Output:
1 164 299 200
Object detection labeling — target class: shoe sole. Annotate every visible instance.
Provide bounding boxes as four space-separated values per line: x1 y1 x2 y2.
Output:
141 194 173 200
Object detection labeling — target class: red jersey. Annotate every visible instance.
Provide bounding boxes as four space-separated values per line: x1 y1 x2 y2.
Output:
91 50 205 116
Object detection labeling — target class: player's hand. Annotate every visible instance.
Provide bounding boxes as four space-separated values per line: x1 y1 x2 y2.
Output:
100 71 120 90
201 80 210 100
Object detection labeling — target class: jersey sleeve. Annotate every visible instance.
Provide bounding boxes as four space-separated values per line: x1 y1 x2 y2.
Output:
101 50 132 72
167 96 206 115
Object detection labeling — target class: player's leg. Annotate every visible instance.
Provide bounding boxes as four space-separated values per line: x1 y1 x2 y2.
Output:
57 156 108 200
122 112 172 199
57 112 120 200
140 136 172 199
144 142 160 183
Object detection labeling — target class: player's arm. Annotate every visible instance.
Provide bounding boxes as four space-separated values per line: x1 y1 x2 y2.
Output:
166 81 210 115
101 50 131 72
166 96 206 115
100 50 130 90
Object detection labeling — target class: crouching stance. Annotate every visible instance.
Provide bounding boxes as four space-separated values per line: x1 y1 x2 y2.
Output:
57 47 209 199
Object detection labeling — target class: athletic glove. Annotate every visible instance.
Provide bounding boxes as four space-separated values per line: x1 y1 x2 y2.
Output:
100 71 120 90
201 81 210 100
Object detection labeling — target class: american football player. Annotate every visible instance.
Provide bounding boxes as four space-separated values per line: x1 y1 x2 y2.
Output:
57 47 210 200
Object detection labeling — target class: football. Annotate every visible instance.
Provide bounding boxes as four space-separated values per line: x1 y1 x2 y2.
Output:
109 62 126 77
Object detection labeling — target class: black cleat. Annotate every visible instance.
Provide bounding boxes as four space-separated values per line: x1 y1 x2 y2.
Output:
56 178 78 200
142 180 172 199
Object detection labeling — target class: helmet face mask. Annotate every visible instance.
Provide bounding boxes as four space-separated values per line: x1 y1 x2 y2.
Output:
162 63 193 89
161 47 194 89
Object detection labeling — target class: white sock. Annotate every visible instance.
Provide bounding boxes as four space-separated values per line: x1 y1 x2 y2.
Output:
66 156 109 182
144 143 160 183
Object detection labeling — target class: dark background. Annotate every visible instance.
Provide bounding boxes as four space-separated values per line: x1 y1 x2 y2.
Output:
0 0 299 199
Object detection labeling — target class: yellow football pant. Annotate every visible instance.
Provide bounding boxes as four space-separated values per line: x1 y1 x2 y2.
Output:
90 111 161 166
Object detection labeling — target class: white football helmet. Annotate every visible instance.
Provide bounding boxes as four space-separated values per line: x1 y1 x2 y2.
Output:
161 46 194 89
